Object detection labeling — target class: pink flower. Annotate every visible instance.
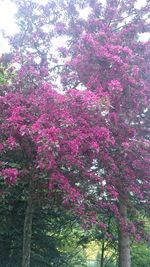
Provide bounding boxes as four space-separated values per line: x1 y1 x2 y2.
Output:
122 142 130 150
7 137 17 149
92 142 99 152
131 223 136 234
135 234 141 242
108 80 123 92
20 125 28 136
98 221 107 230
1 168 19 184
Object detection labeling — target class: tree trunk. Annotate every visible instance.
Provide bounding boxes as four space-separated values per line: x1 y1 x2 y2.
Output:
100 239 105 267
118 196 131 267
22 190 33 267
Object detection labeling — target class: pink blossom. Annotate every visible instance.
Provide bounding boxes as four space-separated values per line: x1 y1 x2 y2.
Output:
92 142 99 152
1 168 19 184
108 80 123 92
98 221 107 230
7 137 17 149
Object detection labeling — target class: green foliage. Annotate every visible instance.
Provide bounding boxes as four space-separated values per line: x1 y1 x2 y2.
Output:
0 61 16 85
0 72 6 84
0 182 87 267
131 242 150 267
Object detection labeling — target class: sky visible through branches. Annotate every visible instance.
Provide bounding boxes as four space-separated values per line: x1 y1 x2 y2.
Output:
0 0 149 54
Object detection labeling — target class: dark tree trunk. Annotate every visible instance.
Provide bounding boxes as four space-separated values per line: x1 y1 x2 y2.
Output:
100 239 105 267
22 191 33 267
118 196 131 267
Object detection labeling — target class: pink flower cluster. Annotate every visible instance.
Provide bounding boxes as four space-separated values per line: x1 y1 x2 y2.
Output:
1 168 19 185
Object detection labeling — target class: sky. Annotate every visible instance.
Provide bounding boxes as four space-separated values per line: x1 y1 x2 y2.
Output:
0 0 18 52
0 0 91 53
0 0 149 54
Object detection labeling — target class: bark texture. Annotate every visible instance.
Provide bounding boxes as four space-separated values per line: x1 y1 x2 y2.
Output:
100 239 105 267
118 196 131 267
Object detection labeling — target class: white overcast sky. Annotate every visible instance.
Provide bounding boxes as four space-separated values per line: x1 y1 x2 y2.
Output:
0 0 149 54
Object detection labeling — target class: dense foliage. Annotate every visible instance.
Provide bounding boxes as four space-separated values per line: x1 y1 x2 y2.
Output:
0 0 149 267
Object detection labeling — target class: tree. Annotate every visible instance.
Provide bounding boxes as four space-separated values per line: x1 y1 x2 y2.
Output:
0 1 149 267
0 182 87 267
0 63 112 267
59 1 149 266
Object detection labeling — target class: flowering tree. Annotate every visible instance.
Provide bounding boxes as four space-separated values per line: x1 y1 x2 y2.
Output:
0 1 149 267
0 77 115 267
60 0 150 266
